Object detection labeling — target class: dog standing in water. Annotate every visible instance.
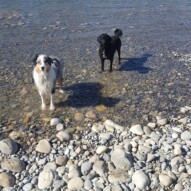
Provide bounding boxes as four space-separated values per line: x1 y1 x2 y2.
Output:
32 54 64 110
97 29 123 72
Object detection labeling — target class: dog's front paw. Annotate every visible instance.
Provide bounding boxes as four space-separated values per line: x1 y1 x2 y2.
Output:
41 105 46 110
49 105 55 111
59 89 64 93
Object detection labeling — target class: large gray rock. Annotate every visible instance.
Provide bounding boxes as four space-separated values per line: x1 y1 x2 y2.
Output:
22 183 33 191
68 177 84 190
0 172 16 188
104 120 124 131
159 174 173 187
1 157 25 172
56 131 71 142
0 139 18 155
50 118 60 126
181 131 191 141
111 149 133 170
130 124 144 135
35 139 51 154
108 169 129 183
38 170 54 189
81 162 92 175
132 170 150 189
93 161 106 177
96 146 107 155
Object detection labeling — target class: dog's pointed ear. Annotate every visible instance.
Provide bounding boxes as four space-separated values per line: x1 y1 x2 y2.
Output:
33 54 38 65
45 56 53 65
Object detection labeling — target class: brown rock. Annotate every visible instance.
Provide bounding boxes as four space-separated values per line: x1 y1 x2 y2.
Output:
0 172 16 187
85 111 96 119
74 113 84 121
96 105 107 111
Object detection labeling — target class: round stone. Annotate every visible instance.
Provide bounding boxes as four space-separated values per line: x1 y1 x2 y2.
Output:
1 157 25 172
0 172 16 188
96 146 107 155
50 118 60 126
55 155 68 166
172 133 178 139
104 119 124 131
56 123 64 131
68 177 84 190
23 183 33 191
181 131 191 141
38 170 54 189
130 124 144 135
157 118 167 126
56 131 71 142
74 112 84 121
111 149 132 170
81 162 92 175
0 138 18 155
132 170 150 189
36 139 51 154
159 174 173 187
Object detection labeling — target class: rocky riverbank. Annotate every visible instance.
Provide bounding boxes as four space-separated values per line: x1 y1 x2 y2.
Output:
0 106 191 191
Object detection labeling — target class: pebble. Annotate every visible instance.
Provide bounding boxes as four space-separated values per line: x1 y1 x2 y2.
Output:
38 170 54 189
50 118 60 126
84 179 93 190
159 174 173 187
67 177 84 190
35 139 51 154
56 131 71 142
55 155 68 166
0 139 18 155
92 123 104 132
174 144 182 155
22 183 33 191
93 161 106 177
56 123 64 131
132 170 150 189
74 112 84 121
81 162 92 175
157 118 167 126
1 157 25 172
104 119 124 131
111 149 132 170
96 146 107 154
172 133 178 139
86 111 96 119
108 169 129 183
130 124 144 135
0 172 16 188
180 131 191 140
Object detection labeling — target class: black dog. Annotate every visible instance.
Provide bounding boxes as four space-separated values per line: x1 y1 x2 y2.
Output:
97 29 123 72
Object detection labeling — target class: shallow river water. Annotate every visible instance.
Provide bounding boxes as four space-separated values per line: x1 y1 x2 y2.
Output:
0 0 191 130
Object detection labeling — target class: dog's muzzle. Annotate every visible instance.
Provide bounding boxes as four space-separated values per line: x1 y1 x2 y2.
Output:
41 67 45 71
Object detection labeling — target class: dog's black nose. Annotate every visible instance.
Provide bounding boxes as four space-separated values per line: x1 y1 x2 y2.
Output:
41 67 44 71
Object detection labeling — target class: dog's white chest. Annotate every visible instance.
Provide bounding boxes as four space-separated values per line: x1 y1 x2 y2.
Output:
33 71 54 94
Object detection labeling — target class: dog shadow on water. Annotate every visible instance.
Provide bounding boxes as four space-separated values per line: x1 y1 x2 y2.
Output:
119 53 152 74
58 82 120 108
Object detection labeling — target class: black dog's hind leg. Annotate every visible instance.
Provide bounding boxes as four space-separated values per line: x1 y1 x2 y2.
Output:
101 58 105 72
117 47 121 64
109 58 113 72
